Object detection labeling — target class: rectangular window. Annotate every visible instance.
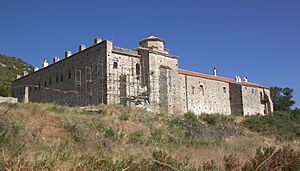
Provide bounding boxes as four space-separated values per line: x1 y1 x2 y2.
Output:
75 70 81 92
199 85 204 95
136 63 140 75
68 71 72 79
85 67 92 82
223 87 226 93
113 62 118 69
85 67 92 97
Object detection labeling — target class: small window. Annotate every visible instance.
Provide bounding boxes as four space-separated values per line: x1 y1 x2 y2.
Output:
252 89 255 94
61 74 63 82
56 74 59 83
85 67 92 82
38 83 41 89
45 81 47 87
199 85 204 95
223 87 226 93
136 63 140 75
192 86 195 95
68 71 72 79
113 62 118 69
49 78 52 86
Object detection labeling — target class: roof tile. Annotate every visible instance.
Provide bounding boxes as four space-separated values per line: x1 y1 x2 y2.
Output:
178 69 268 89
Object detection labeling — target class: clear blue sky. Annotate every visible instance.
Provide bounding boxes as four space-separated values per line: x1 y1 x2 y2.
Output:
1 0 299 108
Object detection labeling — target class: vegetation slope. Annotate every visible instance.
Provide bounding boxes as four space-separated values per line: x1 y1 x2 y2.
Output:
0 54 33 97
0 103 299 170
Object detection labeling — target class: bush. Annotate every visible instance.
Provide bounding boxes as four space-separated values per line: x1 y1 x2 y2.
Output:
242 146 300 170
96 121 124 142
243 111 300 140
199 113 234 125
0 84 10 97
183 111 197 121
63 121 85 143
119 113 130 121
128 131 145 144
150 128 163 143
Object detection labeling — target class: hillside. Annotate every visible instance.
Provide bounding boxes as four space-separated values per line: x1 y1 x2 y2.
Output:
0 103 299 170
0 54 33 96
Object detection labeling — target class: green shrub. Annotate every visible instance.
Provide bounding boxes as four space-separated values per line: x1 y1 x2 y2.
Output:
128 131 145 144
199 113 234 125
0 84 10 97
150 128 163 143
63 121 85 143
96 121 124 142
104 127 122 142
119 113 130 121
50 104 66 113
0 158 3 171
243 111 300 140
183 111 197 121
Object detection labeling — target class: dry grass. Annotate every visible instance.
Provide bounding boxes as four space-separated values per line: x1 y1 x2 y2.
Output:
0 103 299 170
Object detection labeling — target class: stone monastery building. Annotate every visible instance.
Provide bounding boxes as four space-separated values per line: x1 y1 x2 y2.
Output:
12 36 273 115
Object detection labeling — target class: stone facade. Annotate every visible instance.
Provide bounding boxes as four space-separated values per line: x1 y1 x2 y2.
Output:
12 36 273 115
0 96 18 103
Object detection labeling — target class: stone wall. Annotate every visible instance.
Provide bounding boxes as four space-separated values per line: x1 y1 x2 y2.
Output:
139 49 179 114
106 45 142 104
0 96 18 103
12 41 109 106
229 84 243 115
241 86 273 115
178 74 232 115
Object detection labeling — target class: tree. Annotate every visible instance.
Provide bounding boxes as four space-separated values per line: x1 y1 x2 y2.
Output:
270 86 295 111
0 84 10 97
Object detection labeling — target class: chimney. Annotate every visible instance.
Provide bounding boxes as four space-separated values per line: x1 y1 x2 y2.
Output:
42 59 49 68
213 67 217 76
94 37 102 45
16 74 21 79
53 56 60 63
79 44 86 51
238 76 241 82
244 77 248 83
23 71 28 76
235 76 241 83
33 67 39 72
65 51 72 58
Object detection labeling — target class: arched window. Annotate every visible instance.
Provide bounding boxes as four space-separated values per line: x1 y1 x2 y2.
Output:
136 63 140 75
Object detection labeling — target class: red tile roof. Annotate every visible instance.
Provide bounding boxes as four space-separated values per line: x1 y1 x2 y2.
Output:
178 69 269 89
